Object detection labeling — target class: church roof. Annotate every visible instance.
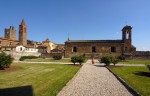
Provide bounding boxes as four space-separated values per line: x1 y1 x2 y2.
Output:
66 40 123 43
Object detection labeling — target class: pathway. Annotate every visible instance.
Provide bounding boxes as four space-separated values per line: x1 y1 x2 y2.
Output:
57 60 133 96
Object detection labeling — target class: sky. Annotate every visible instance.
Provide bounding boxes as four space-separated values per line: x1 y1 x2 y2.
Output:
0 0 150 51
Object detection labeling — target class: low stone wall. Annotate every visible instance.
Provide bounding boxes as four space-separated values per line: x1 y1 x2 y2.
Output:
125 51 150 60
40 52 64 58
4 51 41 60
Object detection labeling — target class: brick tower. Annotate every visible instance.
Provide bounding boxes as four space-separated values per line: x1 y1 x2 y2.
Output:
19 19 27 45
5 26 16 40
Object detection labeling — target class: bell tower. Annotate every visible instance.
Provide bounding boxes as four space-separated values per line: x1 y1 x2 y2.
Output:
19 19 27 45
122 25 132 52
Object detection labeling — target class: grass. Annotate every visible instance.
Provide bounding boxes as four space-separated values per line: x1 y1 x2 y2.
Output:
111 66 150 96
0 63 80 96
119 60 150 64
24 58 71 63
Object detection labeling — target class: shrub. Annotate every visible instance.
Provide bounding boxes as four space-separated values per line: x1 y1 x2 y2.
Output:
19 56 38 61
78 56 86 65
112 57 120 66
71 56 79 65
118 55 125 61
146 64 150 71
100 56 112 66
0 52 14 70
53 55 62 60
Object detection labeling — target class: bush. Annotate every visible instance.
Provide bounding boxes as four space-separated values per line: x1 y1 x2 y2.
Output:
0 52 14 70
146 64 150 71
53 55 62 60
71 56 78 65
112 57 120 66
19 56 38 61
100 56 112 66
78 56 86 65
71 56 86 65
118 55 125 61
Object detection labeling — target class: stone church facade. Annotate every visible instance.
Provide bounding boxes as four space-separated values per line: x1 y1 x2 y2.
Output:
65 25 136 58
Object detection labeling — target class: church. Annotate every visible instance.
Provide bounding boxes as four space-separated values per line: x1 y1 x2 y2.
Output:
65 25 136 58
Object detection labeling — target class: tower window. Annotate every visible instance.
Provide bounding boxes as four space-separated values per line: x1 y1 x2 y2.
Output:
111 47 116 52
92 46 96 53
126 30 129 39
73 46 77 52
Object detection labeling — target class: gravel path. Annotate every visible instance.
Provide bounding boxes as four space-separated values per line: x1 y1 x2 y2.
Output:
57 60 133 96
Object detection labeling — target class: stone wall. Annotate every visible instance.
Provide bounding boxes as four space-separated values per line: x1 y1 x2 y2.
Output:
125 51 150 60
65 42 123 58
4 51 41 60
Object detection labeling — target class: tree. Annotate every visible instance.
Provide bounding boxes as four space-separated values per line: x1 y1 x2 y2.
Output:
71 56 78 65
112 57 120 66
100 56 112 66
78 56 86 65
0 52 14 70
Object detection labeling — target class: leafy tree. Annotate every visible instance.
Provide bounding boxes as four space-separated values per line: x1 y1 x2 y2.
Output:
71 56 78 65
78 56 86 65
112 57 120 66
100 56 112 66
0 52 14 70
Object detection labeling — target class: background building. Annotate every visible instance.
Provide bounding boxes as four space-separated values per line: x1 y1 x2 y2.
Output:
65 25 136 58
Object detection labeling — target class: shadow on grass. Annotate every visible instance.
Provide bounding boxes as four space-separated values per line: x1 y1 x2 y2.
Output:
134 71 150 78
0 85 33 96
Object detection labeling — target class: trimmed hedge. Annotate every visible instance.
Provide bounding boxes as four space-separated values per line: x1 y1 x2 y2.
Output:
19 56 38 61
0 52 14 70
53 55 62 60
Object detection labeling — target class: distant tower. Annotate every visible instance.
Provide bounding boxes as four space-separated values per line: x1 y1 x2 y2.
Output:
122 25 132 51
19 19 27 45
5 26 16 40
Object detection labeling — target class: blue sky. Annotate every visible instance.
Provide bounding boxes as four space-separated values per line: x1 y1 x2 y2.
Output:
0 0 150 51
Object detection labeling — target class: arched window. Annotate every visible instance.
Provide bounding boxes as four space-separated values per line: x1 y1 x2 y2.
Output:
73 46 77 52
126 30 129 39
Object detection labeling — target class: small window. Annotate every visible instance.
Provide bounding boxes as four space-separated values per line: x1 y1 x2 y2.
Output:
73 46 77 52
111 47 116 52
9 42 12 45
92 46 96 53
20 47 22 51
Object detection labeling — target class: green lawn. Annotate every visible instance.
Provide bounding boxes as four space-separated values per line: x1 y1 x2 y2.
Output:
0 63 80 96
24 58 71 63
111 66 150 96
119 60 150 64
